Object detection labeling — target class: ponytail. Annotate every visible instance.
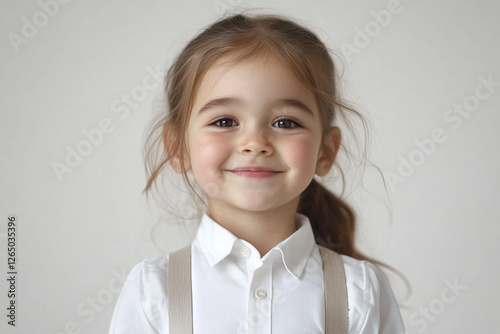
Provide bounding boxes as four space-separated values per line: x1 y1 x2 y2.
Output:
298 179 370 261
299 178 408 296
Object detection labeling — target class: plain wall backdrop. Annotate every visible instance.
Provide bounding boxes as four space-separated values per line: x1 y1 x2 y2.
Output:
1 0 499 333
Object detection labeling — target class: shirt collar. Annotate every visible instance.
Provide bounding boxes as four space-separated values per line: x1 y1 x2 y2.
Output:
195 214 238 267
195 213 316 279
270 213 316 279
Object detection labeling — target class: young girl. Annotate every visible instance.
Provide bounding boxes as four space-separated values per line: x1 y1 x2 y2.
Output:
109 13 405 334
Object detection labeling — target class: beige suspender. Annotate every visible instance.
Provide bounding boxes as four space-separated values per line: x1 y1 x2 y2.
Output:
167 245 348 334
167 246 193 334
318 245 349 334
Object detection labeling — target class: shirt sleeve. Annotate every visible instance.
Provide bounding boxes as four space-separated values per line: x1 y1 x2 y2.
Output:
358 261 405 334
108 256 170 334
343 256 405 334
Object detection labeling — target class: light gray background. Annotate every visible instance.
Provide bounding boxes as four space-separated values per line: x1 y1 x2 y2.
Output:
1 0 499 333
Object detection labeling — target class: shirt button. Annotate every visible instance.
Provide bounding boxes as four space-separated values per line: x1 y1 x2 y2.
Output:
255 289 267 300
240 247 251 257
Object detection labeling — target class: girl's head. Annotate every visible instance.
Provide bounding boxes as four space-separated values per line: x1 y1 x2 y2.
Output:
145 13 366 258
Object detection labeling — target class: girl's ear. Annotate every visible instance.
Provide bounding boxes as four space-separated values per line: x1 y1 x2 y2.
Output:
163 123 191 174
315 126 341 176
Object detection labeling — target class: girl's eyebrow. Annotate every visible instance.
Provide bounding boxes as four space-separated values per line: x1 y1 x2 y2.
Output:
197 97 314 115
198 97 241 114
276 98 314 115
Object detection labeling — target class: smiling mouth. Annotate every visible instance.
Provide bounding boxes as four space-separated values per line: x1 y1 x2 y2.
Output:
227 167 282 178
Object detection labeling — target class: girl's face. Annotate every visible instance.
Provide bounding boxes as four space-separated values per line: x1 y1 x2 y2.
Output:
184 54 336 218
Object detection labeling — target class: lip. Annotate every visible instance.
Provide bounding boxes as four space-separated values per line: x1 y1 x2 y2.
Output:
227 166 282 178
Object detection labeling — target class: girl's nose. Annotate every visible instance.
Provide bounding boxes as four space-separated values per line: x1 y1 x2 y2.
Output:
239 127 273 156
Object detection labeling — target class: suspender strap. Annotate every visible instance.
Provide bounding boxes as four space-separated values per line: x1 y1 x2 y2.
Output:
168 246 193 334
167 245 348 334
319 245 349 334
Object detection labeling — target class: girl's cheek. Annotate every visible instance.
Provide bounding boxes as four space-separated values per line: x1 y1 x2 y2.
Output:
191 136 230 168
189 136 231 194
285 137 320 170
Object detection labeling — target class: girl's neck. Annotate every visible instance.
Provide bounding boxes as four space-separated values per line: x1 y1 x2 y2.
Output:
207 199 299 257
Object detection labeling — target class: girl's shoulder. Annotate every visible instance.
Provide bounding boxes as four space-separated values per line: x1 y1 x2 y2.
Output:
125 245 190 289
111 254 171 332
339 254 404 333
124 253 172 300
340 253 395 301
317 247 394 295
340 254 388 286
127 253 170 281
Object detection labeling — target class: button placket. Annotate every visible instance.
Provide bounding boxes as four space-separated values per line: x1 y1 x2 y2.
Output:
247 261 272 334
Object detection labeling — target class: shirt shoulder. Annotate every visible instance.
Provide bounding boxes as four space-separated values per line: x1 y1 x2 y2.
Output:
341 255 405 334
108 255 171 334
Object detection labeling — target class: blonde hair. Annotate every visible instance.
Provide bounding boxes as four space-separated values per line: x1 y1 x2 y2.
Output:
144 13 371 260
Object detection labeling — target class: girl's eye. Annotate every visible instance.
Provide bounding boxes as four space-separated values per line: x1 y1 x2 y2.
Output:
273 118 300 129
211 118 238 128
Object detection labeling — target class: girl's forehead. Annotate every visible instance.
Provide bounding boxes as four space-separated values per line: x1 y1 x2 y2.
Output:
204 54 276 80
198 53 308 94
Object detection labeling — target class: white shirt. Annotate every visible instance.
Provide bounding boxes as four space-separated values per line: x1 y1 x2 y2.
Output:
109 214 405 333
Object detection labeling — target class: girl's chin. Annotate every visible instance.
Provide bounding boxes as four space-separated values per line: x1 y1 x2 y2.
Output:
208 195 299 216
